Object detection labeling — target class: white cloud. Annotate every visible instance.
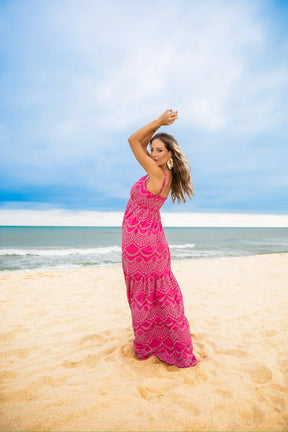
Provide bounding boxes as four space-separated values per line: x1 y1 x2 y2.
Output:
1 0 288 212
0 208 287 228
3 0 284 138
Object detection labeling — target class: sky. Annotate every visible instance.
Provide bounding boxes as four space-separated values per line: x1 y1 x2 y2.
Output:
0 0 288 226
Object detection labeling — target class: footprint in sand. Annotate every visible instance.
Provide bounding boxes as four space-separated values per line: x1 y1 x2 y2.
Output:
137 385 165 401
184 370 209 384
29 375 67 389
252 406 265 422
191 333 218 361
61 346 118 369
216 348 248 358
0 370 17 382
136 410 156 422
175 397 202 416
62 354 100 369
120 343 135 359
261 329 278 337
79 328 122 346
79 333 108 346
0 347 30 360
0 328 28 342
238 404 265 423
0 389 38 403
267 394 286 413
62 327 133 370
213 388 233 399
62 360 79 369
137 376 202 415
137 380 177 401
271 383 288 393
102 329 113 336
247 366 272 384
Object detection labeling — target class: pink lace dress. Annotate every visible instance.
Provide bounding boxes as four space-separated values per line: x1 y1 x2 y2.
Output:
122 173 197 368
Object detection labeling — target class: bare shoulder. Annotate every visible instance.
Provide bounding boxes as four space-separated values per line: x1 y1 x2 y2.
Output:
146 170 172 196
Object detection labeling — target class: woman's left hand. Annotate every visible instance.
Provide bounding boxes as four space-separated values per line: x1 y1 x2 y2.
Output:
158 109 178 126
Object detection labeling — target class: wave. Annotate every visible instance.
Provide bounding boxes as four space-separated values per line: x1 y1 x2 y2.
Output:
170 244 195 249
0 244 196 257
0 246 122 257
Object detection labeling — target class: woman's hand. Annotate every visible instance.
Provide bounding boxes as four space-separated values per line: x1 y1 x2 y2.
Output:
158 109 178 126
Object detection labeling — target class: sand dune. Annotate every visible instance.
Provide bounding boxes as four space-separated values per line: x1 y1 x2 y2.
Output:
0 254 287 431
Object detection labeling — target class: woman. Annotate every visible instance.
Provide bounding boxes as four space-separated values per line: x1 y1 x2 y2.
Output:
122 109 197 368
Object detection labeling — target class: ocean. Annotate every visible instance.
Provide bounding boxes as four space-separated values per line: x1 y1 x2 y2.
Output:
0 226 287 273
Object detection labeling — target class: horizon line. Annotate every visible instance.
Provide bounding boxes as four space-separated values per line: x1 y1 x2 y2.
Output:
0 209 288 228
1 225 287 229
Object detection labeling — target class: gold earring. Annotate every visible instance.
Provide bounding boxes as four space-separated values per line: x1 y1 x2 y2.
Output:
167 157 174 170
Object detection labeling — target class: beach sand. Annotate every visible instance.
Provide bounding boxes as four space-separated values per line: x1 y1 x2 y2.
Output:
0 253 287 432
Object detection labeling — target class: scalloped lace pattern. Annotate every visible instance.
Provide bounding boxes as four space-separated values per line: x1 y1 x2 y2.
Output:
122 176 197 368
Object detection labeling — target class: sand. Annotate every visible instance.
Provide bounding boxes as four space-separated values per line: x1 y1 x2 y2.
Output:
0 253 287 432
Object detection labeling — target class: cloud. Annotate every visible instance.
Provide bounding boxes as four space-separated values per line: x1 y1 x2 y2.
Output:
3 0 285 137
0 208 288 228
0 0 287 213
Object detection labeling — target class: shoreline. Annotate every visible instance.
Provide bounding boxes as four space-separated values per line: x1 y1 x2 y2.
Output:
1 251 288 276
1 253 287 431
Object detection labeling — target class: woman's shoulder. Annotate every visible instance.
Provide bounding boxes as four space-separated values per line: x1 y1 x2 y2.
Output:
146 170 172 197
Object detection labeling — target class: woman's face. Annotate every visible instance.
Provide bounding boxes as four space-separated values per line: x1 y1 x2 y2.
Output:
150 138 171 168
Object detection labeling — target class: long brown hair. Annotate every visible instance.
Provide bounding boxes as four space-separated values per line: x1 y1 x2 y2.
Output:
150 132 194 203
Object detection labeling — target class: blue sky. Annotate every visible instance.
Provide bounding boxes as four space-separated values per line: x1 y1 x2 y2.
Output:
1 0 288 221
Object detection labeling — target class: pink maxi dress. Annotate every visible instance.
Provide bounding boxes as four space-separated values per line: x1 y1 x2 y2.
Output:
122 172 197 368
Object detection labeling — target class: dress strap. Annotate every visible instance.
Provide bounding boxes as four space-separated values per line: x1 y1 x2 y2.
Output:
159 171 167 195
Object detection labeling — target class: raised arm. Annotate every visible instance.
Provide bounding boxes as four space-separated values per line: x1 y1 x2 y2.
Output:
128 110 178 178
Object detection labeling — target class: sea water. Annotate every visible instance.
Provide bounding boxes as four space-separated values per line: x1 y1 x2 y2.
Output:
0 226 287 273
